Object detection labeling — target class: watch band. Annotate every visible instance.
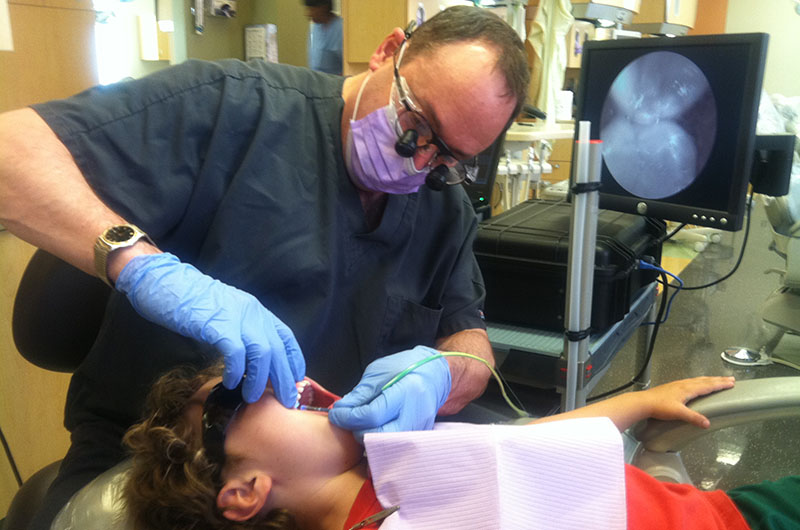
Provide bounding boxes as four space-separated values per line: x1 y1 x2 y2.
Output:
93 224 152 287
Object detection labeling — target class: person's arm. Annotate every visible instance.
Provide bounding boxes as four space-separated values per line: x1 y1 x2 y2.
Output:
326 323 493 438
328 306 493 438
435 328 494 415
529 376 736 432
0 108 158 277
0 69 307 405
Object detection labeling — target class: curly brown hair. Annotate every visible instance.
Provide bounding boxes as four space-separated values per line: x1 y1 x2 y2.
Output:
122 364 300 530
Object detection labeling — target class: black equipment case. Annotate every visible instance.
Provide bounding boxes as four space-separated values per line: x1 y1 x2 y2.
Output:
474 200 665 332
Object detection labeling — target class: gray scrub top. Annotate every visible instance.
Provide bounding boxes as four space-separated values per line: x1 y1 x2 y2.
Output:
32 58 486 432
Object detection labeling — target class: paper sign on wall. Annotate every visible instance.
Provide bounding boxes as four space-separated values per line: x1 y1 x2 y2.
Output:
245 24 278 63
0 0 13 51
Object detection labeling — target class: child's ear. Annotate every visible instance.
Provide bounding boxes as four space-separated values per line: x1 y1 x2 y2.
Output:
217 473 272 522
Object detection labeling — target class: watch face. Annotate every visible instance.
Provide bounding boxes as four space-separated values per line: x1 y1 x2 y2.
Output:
106 225 136 243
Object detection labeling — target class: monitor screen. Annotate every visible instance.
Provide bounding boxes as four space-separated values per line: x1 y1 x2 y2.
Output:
574 33 768 230
463 131 506 218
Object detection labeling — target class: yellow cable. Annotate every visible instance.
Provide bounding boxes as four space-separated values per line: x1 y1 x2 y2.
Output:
381 351 529 418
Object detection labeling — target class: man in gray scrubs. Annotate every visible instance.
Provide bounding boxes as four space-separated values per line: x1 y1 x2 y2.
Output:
0 6 528 528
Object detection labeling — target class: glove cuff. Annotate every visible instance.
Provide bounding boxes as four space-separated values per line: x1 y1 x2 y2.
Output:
413 345 452 409
116 252 181 295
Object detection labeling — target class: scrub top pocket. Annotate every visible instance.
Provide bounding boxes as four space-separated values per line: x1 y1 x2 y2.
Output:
376 295 442 360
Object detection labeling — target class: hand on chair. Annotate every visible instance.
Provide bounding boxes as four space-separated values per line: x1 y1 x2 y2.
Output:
641 376 735 428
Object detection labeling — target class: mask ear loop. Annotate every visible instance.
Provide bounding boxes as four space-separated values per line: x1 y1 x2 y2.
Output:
351 71 373 122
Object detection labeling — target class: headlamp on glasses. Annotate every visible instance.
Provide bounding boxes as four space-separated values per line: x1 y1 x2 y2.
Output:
391 36 478 191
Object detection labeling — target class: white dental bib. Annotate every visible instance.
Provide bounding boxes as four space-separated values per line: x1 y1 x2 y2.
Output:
364 417 626 530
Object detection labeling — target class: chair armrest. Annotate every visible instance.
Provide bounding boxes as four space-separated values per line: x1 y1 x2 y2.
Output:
632 377 800 453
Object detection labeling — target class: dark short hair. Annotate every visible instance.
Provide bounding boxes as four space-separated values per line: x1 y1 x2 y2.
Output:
303 0 332 9
405 6 529 120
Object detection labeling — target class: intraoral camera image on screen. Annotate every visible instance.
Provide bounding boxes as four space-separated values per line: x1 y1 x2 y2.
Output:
575 34 768 230
601 51 717 199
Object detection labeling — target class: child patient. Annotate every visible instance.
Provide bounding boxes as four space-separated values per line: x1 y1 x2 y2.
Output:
123 364 799 530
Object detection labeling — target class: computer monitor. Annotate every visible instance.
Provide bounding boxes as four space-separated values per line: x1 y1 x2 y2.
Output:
574 33 768 230
463 131 506 220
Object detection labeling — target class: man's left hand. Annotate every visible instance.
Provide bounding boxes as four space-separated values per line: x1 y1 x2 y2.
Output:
328 346 451 441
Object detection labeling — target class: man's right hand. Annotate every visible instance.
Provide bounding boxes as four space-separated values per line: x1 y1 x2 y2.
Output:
116 252 306 405
328 346 452 441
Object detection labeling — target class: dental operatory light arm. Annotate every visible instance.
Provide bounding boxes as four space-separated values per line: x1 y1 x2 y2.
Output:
435 328 495 415
0 108 161 279
528 377 736 433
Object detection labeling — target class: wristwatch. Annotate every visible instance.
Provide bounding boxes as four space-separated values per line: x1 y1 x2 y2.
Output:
93 224 152 287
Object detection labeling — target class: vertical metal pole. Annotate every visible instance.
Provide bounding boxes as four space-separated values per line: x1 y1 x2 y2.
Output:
563 121 602 411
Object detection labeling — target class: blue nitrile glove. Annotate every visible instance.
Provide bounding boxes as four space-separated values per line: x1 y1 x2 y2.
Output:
328 345 451 441
116 252 305 405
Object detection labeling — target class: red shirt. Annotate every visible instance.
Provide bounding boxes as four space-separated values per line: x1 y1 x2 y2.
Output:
345 467 750 529
625 465 750 529
343 479 383 530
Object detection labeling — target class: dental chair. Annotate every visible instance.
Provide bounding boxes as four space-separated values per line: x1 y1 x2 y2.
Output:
7 250 800 529
760 193 800 339
5 249 110 530
629 376 800 484
722 91 800 365
723 133 799 367
44 378 800 530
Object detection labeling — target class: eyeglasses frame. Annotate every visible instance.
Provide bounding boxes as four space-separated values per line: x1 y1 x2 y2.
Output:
202 380 245 484
391 38 478 185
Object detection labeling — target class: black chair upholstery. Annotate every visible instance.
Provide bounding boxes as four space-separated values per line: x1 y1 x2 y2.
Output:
5 249 111 528
12 249 110 372
3 461 63 530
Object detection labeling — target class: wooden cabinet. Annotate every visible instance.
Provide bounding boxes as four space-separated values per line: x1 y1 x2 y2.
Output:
689 0 728 35
547 138 573 183
341 0 405 75
0 0 97 112
10 0 93 8
634 0 698 28
340 0 443 75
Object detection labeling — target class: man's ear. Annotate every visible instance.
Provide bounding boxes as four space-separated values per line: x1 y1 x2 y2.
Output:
217 474 272 522
368 27 407 71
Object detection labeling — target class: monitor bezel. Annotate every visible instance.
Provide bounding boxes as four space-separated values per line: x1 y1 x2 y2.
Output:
572 33 768 231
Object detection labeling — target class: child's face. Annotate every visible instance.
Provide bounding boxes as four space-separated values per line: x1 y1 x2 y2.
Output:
191 378 363 482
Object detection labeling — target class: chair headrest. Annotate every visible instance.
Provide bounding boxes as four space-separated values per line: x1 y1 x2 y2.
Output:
51 460 134 530
12 249 111 372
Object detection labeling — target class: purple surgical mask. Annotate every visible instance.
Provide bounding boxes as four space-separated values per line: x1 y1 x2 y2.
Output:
344 73 426 194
